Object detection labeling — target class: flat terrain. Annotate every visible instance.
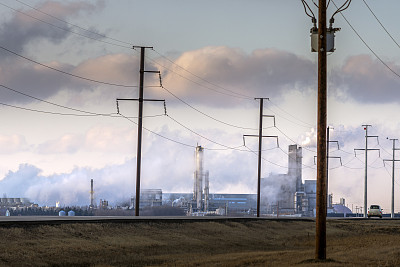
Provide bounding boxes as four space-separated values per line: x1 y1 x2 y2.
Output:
0 217 399 266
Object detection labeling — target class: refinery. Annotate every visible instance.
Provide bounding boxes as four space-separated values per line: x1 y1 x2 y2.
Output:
1 144 354 217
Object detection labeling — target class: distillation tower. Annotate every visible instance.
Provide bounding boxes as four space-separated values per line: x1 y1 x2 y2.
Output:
193 145 209 212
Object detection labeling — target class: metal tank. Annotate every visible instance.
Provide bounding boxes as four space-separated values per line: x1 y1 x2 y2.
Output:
58 210 66 216
68 210 75 216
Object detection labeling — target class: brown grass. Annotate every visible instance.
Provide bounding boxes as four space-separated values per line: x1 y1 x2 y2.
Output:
0 218 398 266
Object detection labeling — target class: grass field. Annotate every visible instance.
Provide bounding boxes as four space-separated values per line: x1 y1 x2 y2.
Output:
0 218 399 266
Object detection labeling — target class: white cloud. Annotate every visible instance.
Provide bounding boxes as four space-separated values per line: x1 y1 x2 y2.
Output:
0 134 28 154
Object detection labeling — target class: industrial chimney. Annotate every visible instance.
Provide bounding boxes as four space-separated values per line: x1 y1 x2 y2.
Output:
193 145 209 212
89 179 94 209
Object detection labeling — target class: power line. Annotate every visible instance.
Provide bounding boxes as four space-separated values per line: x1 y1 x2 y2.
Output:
166 113 252 152
147 59 253 100
151 48 254 100
332 0 400 80
9 0 323 130
0 2 131 49
267 99 315 128
14 0 134 47
362 0 400 50
10 0 314 130
161 85 270 131
0 45 140 88
119 113 196 149
0 101 164 119
0 83 105 115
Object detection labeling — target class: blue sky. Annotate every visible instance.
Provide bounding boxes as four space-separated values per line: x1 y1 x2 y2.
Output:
0 0 400 212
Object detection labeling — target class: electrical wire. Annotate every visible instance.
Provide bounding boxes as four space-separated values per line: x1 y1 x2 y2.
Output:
243 144 290 169
146 58 253 100
330 0 351 21
332 0 400 80
274 125 317 153
301 0 316 20
362 0 400 50
0 83 111 116
0 2 131 49
14 0 134 47
161 85 272 131
151 48 254 100
11 0 255 101
166 113 257 152
0 45 140 88
267 99 315 128
0 101 165 119
119 113 196 149
10 0 316 130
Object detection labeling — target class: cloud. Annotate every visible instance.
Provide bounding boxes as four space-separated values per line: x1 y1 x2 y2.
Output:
35 125 137 154
73 53 140 86
0 134 28 154
331 54 400 103
0 0 104 54
0 1 110 104
36 133 83 154
160 46 316 106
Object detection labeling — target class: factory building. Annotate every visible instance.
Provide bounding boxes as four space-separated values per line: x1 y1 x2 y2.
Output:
261 145 316 216
0 198 34 208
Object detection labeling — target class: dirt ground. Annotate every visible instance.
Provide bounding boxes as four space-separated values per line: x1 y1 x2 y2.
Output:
0 218 399 266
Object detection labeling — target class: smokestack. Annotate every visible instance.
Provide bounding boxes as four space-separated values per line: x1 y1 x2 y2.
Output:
194 146 204 211
288 145 303 192
89 179 94 209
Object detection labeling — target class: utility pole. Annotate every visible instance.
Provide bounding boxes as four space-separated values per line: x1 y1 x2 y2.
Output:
117 46 164 216
383 138 400 218
326 127 341 209
354 125 380 218
302 0 350 260
243 98 278 218
313 128 341 211
315 0 327 260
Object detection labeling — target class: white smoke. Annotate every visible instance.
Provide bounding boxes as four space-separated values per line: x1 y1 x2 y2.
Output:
299 128 317 148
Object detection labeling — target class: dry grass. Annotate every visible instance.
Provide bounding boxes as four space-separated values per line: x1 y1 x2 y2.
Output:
0 218 398 266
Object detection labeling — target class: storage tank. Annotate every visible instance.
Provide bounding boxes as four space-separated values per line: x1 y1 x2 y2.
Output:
68 210 75 216
58 210 66 216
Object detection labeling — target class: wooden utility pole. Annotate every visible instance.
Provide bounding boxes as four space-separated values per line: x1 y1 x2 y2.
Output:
384 138 400 218
316 0 327 260
117 46 163 216
243 98 278 217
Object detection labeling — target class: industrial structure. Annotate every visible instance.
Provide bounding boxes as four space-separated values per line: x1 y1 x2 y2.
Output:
131 189 163 209
0 198 34 208
261 145 317 216
191 145 209 212
89 179 95 209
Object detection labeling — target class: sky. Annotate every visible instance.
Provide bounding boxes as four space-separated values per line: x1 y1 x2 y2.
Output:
1 0 400 212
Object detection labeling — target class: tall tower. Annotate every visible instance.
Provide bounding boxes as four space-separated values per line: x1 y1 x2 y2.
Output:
288 145 303 192
193 145 209 212
89 179 94 209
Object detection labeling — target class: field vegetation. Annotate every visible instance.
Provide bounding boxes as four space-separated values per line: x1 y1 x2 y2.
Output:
0 218 399 266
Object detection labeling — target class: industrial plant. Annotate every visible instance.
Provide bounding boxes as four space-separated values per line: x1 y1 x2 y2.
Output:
261 145 317 216
1 144 352 217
